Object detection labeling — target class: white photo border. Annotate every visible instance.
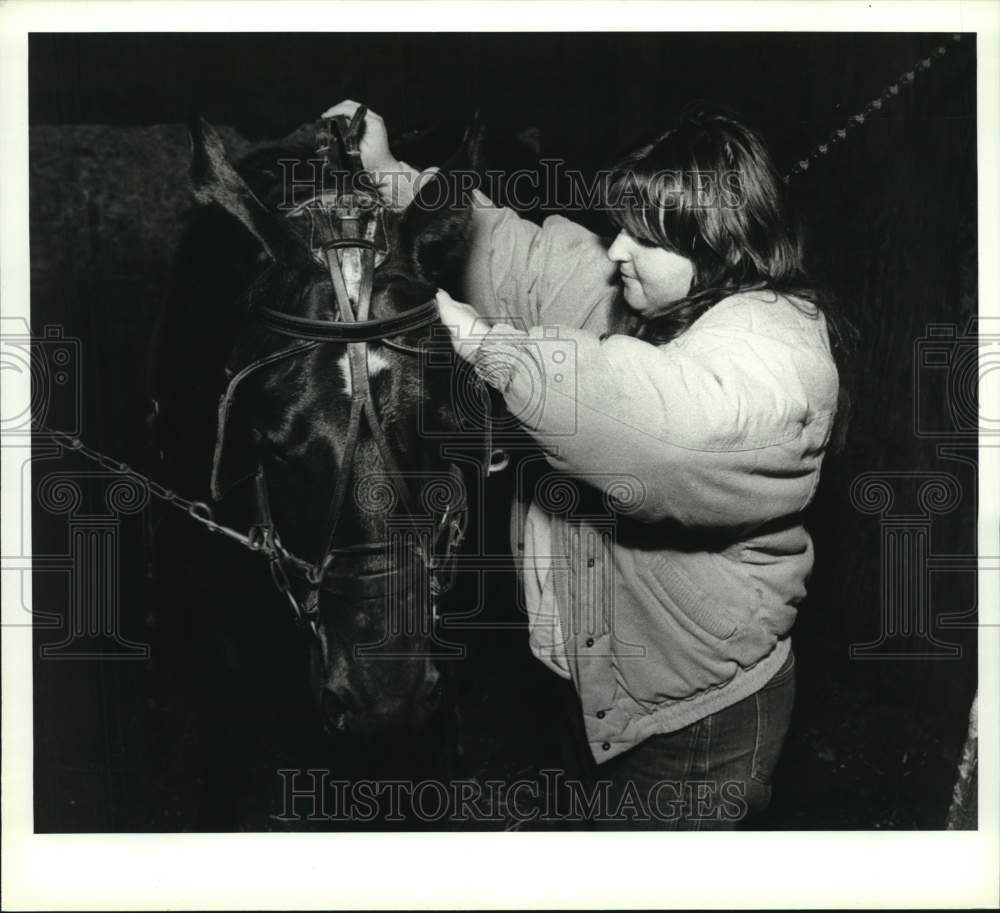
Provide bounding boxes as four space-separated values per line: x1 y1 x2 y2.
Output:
2 1 998 909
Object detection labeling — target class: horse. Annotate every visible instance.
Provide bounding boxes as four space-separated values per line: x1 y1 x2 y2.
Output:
148 113 492 822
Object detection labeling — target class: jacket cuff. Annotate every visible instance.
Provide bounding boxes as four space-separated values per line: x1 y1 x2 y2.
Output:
471 323 530 393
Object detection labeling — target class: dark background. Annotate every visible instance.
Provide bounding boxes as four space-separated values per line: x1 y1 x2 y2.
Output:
28 32 978 830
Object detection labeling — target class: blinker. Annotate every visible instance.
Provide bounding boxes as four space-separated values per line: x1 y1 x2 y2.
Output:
285 191 390 270
284 112 391 273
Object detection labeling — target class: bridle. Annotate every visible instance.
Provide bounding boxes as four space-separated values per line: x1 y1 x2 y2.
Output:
210 108 492 638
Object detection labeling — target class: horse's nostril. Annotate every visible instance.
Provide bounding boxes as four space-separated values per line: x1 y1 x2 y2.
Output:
323 685 361 722
424 672 444 708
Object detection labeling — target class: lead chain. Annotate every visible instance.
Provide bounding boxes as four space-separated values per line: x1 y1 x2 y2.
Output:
36 423 255 550
784 34 963 182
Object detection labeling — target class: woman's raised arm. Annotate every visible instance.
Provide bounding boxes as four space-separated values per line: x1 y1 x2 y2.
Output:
322 100 616 331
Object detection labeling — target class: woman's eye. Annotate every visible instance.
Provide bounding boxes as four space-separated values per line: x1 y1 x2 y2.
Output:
621 228 655 248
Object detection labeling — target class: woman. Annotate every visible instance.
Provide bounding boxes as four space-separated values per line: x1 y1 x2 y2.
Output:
324 100 846 829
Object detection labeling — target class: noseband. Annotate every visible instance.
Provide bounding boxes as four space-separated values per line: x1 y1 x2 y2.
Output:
211 109 476 636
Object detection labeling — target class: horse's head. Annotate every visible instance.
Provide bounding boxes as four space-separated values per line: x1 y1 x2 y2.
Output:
187 113 483 738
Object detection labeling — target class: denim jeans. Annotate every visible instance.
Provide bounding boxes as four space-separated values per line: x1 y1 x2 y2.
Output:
555 648 796 830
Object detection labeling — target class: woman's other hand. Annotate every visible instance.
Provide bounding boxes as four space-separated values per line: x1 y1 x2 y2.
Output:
321 99 398 174
321 99 435 209
435 290 490 362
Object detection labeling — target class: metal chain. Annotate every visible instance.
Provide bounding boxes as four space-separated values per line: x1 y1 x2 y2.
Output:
34 422 262 553
34 421 463 621
784 34 963 182
35 421 338 635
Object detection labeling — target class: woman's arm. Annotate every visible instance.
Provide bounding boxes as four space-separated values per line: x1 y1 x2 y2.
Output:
460 205 617 332
440 292 840 528
322 101 617 331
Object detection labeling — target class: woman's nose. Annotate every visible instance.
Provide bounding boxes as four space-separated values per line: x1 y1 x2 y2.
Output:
607 230 630 263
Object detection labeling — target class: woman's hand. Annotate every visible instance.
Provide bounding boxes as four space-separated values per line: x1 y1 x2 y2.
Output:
320 99 438 210
320 99 398 174
435 290 490 363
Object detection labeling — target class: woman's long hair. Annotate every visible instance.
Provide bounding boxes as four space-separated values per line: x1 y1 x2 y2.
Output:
605 106 855 450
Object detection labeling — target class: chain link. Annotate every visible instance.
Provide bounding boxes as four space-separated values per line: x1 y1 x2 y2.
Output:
784 34 963 182
35 423 256 549
33 421 464 623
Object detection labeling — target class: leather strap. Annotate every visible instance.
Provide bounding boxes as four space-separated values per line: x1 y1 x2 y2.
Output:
209 112 477 633
257 299 439 342
210 340 320 500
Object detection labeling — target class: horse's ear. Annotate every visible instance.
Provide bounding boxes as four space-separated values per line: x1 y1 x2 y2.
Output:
188 114 303 265
396 123 485 290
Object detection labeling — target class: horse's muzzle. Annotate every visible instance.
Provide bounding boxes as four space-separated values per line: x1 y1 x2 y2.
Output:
320 662 443 737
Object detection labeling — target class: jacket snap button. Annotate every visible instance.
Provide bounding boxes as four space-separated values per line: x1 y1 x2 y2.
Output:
587 557 595 568
585 637 594 647
601 741 611 751
596 710 605 719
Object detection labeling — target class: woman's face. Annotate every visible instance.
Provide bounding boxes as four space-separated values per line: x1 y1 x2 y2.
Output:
607 228 695 317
